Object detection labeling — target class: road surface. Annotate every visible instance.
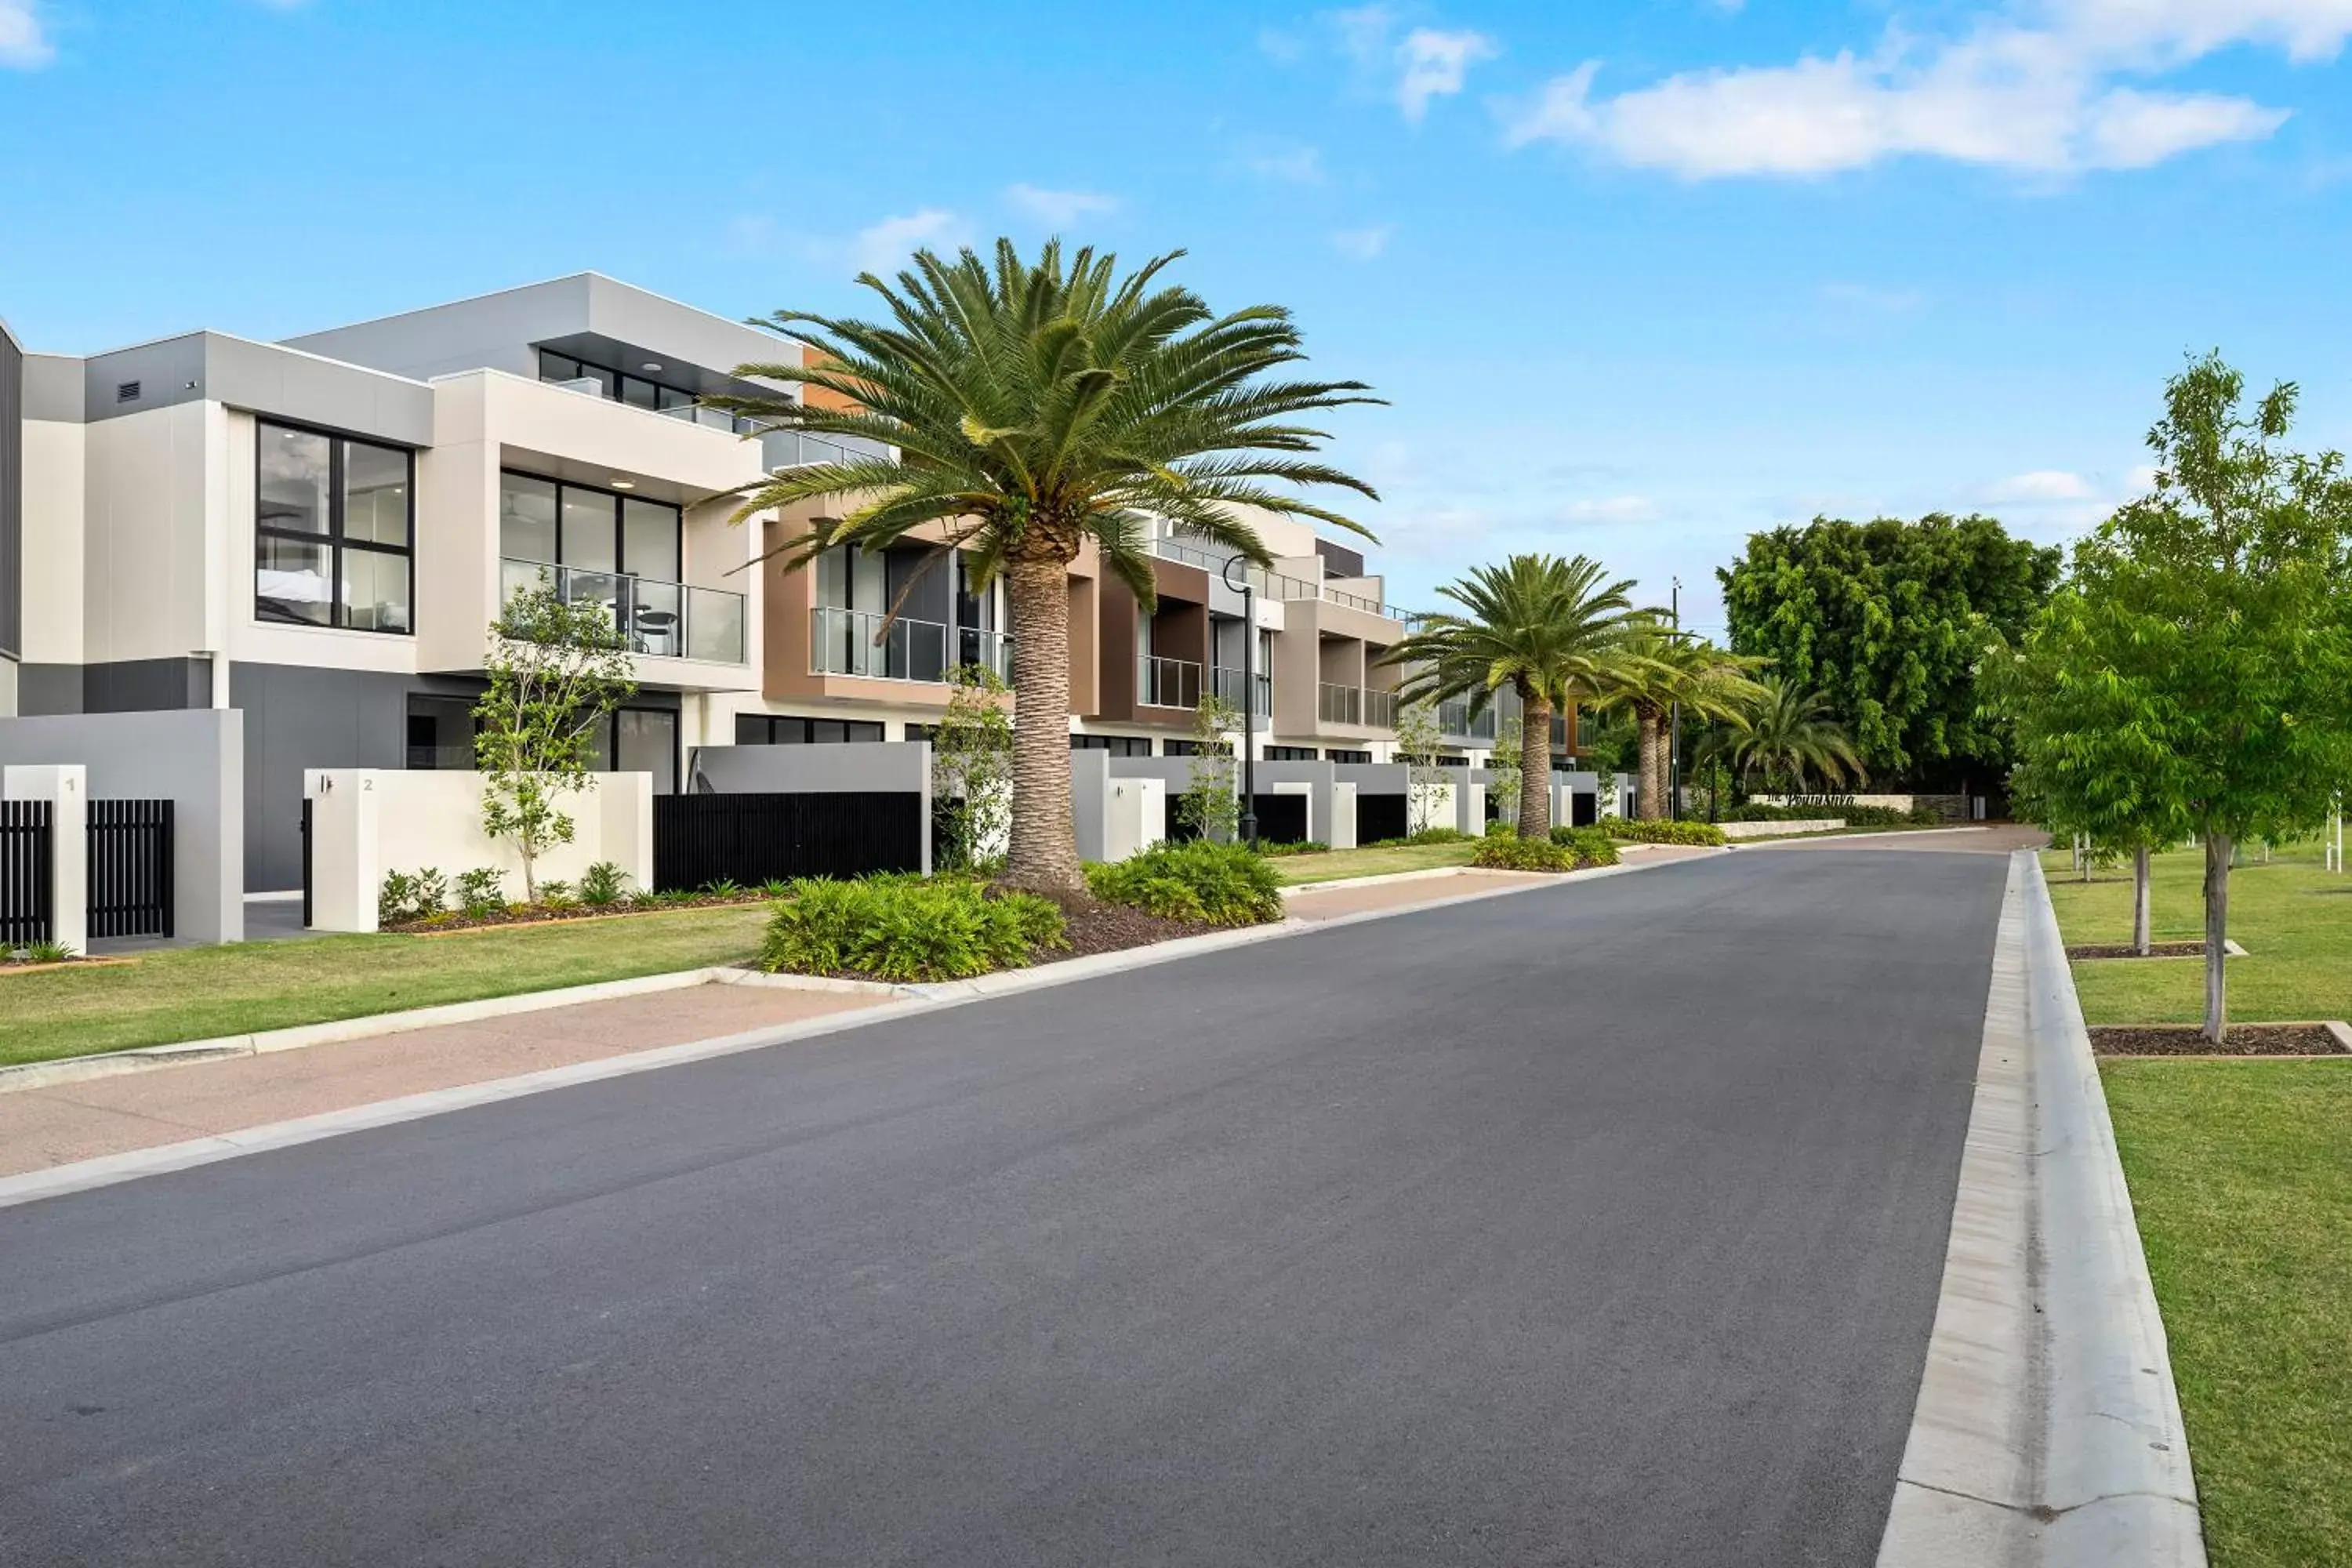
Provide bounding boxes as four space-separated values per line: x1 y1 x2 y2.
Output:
0 848 2009 1566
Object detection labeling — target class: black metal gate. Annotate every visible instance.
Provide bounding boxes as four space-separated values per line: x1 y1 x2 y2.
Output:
654 793 924 891
88 799 174 939
1248 793 1311 845
0 800 53 947
1356 794 1409 845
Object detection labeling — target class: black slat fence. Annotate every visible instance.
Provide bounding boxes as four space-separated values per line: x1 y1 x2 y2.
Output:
1 800 53 947
655 793 924 891
88 799 173 939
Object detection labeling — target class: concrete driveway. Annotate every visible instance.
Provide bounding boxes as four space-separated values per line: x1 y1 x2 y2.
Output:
0 848 2008 1567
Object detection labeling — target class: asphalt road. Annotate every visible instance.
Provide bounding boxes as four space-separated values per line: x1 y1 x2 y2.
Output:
0 848 2009 1567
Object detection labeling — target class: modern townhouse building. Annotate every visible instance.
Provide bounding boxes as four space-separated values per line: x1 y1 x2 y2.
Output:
0 272 1584 902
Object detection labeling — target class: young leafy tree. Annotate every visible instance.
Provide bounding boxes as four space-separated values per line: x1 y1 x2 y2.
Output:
474 579 638 902
929 666 1015 871
1718 514 2059 782
1393 700 1449 833
1174 693 1241 843
1487 717 1523 829
2038 354 2352 1040
713 240 1381 892
1381 554 1646 839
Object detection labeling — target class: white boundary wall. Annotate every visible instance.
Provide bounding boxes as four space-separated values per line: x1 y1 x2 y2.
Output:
3 764 86 955
304 769 653 932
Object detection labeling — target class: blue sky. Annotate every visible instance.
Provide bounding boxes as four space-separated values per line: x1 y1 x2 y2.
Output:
4 0 2350 631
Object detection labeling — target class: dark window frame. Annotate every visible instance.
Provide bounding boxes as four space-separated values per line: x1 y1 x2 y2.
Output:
1070 734 1154 757
1264 745 1318 761
736 714 887 746
254 419 415 636
499 466 682 583
537 348 706 417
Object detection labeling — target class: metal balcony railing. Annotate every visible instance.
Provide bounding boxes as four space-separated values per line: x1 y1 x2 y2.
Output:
1436 695 1498 740
764 429 894 470
1316 681 1361 726
501 559 745 663
1363 688 1399 730
1138 654 1203 710
809 606 1011 684
1210 665 1272 716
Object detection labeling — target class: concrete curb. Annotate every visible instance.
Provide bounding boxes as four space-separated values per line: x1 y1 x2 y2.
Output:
1875 850 2205 1566
0 851 1690 1210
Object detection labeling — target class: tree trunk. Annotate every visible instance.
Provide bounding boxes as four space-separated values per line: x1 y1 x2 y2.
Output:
1001 554 1081 893
2202 832 2231 1045
2132 844 2151 957
1519 692 1553 840
1637 709 1666 822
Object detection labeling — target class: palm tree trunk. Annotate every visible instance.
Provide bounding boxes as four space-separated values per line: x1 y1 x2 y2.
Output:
2201 833 2230 1044
1519 693 1553 839
1638 710 1666 822
2132 843 2151 958
1002 554 1081 893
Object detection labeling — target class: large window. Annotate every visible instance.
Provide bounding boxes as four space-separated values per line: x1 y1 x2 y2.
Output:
499 470 681 581
736 714 886 746
256 422 412 633
1070 734 1154 757
539 348 699 415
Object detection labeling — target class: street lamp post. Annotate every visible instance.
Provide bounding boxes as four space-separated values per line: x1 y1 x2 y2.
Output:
1668 576 1682 822
1223 554 1258 848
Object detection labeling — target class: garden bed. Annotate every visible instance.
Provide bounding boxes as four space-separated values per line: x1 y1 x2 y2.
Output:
2089 1022 2349 1057
2067 939 2245 960
1040 891 1225 960
390 891 771 934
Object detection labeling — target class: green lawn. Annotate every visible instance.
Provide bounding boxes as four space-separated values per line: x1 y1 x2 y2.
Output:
2102 1060 2352 1568
1270 840 1479 885
1 906 770 1068
2042 844 2352 1025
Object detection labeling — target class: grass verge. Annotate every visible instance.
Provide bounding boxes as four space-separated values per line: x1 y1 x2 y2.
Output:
2042 844 2352 1025
2102 1059 2352 1567
0 906 769 1068
1270 840 1479 886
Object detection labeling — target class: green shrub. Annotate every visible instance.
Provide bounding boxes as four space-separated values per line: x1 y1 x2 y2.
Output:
537 879 575 908
1472 835 1574 871
455 867 507 916
1547 825 1621 866
1406 826 1469 844
1255 839 1329 857
1484 818 1518 837
1086 840 1285 927
700 877 743 898
760 875 1066 982
1608 818 1728 847
20 938 75 964
579 861 628 906
378 867 451 925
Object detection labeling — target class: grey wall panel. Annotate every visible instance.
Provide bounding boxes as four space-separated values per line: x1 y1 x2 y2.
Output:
230 662 420 891
82 655 211 713
22 352 85 423
80 333 433 445
17 662 82 714
81 333 210 422
0 317 20 660
0 708 245 942
687 740 929 795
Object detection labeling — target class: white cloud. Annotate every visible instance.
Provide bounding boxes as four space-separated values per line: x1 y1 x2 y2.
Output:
1330 224 1396 260
1558 495 1664 524
1004 184 1120 227
1987 469 2097 503
1820 281 1926 314
1326 5 1497 121
1238 142 1327 184
0 0 53 67
1504 0 2328 177
1397 27 1500 121
851 209 967 274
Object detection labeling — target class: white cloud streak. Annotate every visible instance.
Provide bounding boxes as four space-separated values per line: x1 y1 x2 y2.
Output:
851 209 967 274
1004 184 1120 227
1505 0 2336 177
0 0 52 67
1328 5 1497 121
1330 224 1396 260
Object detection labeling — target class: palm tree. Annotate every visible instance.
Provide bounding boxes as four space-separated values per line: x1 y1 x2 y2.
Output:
1715 675 1864 796
713 241 1382 892
1596 622 1766 821
1381 555 1646 839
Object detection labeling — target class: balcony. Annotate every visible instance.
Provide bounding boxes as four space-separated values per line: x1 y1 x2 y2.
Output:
810 605 1011 684
1138 654 1202 710
1316 682 1400 729
764 429 894 470
502 559 744 663
1437 694 1498 741
1210 665 1272 717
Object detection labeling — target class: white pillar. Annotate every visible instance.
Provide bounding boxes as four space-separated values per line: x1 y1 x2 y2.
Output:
303 768 382 933
5 764 88 956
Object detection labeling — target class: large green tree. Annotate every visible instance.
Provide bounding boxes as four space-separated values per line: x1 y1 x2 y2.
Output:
1381 554 1646 839
2005 354 2352 1040
716 240 1380 892
1718 514 2059 783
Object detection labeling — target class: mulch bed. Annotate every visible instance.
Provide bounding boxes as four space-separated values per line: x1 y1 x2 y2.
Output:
1029 891 1228 960
2091 1023 2348 1057
2069 941 2210 960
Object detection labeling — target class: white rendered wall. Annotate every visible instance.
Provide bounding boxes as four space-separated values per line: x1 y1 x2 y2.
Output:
20 419 87 666
303 768 653 932
1102 775 1166 862
3 764 87 955
82 403 216 667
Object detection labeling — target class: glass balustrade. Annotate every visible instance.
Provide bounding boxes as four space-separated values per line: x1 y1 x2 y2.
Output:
1210 666 1272 716
501 559 746 663
1137 654 1203 710
809 606 1012 683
